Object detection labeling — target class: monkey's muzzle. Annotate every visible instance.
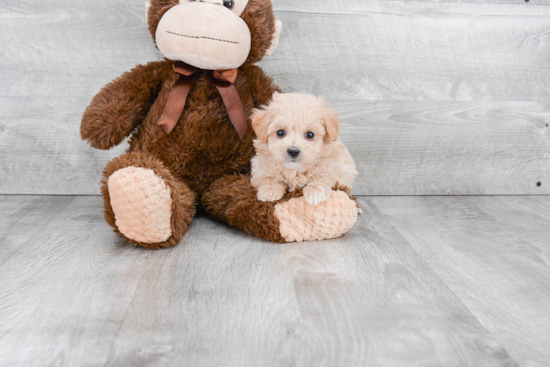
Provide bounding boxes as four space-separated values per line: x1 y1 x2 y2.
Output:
156 2 252 70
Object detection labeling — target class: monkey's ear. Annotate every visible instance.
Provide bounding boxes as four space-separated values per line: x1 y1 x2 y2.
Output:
320 97 340 141
265 20 283 57
251 107 272 143
145 1 151 21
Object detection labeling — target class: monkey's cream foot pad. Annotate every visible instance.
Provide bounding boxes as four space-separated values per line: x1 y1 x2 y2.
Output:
108 167 173 244
274 190 359 242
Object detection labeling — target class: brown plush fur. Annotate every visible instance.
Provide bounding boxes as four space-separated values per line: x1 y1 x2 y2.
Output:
82 0 283 247
81 62 164 150
126 61 281 195
202 174 285 243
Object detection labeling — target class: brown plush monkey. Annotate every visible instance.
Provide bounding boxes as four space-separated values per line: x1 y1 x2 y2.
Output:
81 0 359 249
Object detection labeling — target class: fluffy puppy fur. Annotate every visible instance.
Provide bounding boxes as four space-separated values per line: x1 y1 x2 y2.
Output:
250 93 358 205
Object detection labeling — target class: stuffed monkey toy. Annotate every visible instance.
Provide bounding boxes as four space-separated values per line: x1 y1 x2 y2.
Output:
81 0 359 249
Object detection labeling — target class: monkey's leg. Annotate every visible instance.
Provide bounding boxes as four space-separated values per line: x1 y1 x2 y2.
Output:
101 152 196 249
202 175 360 243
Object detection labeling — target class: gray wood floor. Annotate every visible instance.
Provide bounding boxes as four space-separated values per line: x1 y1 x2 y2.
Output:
1 195 549 367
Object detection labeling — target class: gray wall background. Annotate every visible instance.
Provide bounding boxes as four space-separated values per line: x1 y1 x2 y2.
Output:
0 0 549 195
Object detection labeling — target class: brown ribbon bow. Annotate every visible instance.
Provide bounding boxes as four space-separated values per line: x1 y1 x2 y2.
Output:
157 61 248 138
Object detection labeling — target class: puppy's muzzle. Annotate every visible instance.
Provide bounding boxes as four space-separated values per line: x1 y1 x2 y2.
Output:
287 148 300 159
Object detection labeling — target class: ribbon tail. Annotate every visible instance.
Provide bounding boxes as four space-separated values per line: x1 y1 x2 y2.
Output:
214 83 248 139
158 74 199 134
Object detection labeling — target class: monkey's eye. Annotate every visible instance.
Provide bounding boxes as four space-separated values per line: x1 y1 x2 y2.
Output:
305 132 315 140
223 0 234 9
277 130 286 138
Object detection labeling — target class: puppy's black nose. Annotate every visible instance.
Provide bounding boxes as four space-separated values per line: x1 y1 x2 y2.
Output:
287 148 300 158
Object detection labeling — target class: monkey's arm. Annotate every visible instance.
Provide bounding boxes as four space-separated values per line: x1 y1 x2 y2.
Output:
247 65 282 108
81 61 165 150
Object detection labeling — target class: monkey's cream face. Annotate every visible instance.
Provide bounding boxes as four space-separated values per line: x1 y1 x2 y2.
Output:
156 0 251 70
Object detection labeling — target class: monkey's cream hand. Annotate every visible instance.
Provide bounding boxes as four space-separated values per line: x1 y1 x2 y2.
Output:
303 182 332 206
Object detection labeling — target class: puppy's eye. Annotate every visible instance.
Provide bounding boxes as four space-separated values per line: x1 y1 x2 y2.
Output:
305 132 315 140
223 0 234 9
277 130 286 138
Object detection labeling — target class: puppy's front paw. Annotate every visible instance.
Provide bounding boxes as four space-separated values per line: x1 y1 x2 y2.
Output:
304 183 332 206
257 184 286 202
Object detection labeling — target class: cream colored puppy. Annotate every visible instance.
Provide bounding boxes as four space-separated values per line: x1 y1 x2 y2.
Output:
250 93 357 205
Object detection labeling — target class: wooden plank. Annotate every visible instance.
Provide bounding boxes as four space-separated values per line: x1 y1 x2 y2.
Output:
0 196 151 367
265 1 550 102
0 196 74 264
0 196 518 366
2 100 547 195
0 99 128 195
372 195 550 367
273 0 550 12
389 0 550 3
337 100 550 195
0 0 153 196
1 0 550 195
275 0 550 6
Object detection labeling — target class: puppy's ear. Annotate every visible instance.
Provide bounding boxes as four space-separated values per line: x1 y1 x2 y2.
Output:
251 107 271 142
320 97 340 141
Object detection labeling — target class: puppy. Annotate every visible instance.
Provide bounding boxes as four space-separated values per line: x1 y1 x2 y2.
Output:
250 92 357 205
